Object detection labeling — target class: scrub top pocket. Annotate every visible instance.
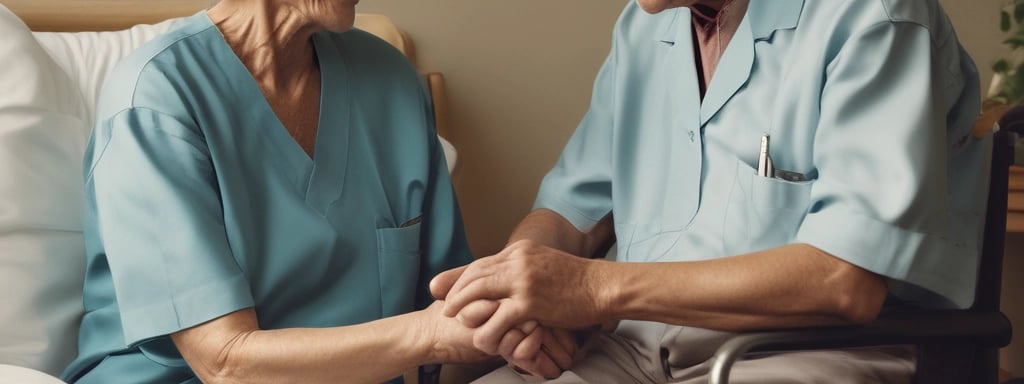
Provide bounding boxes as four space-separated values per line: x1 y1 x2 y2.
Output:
376 217 423 317
723 160 813 255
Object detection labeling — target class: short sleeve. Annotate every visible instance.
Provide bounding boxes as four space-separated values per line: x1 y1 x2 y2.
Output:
532 40 618 233
86 107 254 345
793 21 984 308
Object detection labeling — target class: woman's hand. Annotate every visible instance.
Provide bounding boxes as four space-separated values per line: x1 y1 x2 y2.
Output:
439 299 578 379
419 301 492 364
502 325 577 379
424 300 577 378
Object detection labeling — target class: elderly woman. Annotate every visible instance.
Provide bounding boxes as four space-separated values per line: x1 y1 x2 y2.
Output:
59 0 571 382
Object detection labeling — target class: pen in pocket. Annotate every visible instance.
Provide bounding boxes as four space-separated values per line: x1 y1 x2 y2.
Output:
757 135 774 178
399 215 423 228
756 134 809 182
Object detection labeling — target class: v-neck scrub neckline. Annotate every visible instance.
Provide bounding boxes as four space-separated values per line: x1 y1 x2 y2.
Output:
201 12 352 214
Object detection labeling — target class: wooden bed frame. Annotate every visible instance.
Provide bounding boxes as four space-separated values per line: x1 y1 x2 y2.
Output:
3 0 209 31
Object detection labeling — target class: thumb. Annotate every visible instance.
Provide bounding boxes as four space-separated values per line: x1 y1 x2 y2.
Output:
430 265 468 300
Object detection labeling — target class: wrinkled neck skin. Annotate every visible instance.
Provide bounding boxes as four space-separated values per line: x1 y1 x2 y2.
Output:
691 0 728 11
207 0 321 93
638 0 728 14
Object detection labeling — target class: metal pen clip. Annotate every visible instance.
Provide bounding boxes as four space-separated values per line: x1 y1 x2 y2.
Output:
757 134 774 178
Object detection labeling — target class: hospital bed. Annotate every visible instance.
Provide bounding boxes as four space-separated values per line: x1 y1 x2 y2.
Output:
0 1 456 382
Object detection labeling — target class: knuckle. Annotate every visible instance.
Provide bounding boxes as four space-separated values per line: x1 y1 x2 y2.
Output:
508 239 541 258
512 347 530 361
509 238 536 250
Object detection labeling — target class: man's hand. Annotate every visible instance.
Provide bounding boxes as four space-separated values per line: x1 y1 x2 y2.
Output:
430 240 611 354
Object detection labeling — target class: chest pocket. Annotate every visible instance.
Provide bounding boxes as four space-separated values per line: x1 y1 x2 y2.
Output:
376 216 423 317
723 159 813 255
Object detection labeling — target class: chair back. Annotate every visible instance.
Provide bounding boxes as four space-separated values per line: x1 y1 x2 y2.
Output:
974 105 1024 312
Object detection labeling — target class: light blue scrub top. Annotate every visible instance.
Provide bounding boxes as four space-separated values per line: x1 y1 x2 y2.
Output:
63 12 471 383
537 0 986 319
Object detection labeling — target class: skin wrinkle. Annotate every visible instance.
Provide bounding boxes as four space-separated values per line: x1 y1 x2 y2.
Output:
635 0 728 15
213 329 255 381
209 0 332 156
691 0 749 96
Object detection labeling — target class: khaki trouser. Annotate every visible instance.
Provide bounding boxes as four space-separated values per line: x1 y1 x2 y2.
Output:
473 321 915 384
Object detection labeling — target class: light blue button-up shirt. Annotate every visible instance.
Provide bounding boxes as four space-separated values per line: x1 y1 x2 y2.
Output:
536 0 985 310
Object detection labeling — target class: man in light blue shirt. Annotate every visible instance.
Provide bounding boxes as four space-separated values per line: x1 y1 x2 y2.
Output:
432 0 986 382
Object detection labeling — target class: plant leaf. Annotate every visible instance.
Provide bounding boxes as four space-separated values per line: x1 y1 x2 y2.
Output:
1004 36 1024 49
1004 11 1013 32
995 59 1012 73
1000 63 1024 104
1017 2 1024 23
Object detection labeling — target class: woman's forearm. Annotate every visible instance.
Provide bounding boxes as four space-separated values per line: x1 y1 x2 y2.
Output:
172 304 471 384
219 313 426 384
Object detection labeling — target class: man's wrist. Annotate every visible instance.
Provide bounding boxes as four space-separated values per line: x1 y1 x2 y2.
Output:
587 259 623 324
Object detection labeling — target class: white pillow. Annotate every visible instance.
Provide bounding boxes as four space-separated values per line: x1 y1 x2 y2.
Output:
0 364 66 384
0 4 88 376
0 5 179 377
34 20 178 126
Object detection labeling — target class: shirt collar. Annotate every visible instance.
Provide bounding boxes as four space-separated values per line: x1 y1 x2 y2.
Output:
658 0 804 44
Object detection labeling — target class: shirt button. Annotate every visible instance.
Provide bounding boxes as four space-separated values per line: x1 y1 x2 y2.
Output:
688 131 696 142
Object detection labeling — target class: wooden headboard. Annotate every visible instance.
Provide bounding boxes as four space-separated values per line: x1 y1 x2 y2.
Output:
2 0 209 31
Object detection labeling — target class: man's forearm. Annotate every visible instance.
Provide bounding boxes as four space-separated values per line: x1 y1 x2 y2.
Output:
508 209 614 258
494 210 887 332
596 243 889 331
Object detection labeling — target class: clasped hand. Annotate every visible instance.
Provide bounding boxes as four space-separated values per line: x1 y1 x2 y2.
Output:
430 240 610 378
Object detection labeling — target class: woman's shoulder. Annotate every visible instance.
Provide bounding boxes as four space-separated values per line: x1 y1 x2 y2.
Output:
95 13 220 120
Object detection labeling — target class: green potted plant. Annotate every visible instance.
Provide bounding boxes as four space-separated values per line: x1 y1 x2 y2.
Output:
982 1 1024 161
989 0 1024 106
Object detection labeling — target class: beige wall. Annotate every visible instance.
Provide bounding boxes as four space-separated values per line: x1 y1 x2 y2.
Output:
356 0 625 255
943 0 1005 92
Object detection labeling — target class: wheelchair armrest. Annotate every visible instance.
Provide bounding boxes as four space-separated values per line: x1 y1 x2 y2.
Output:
708 310 1012 384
